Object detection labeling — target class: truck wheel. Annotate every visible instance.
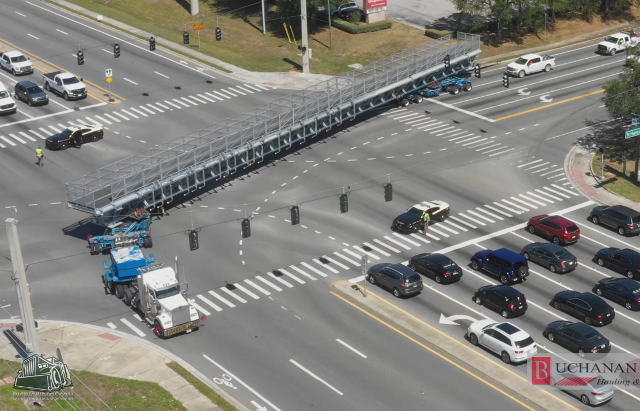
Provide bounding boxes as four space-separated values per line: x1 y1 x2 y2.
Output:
153 321 167 339
122 288 132 306
400 98 409 107
518 70 525 78
463 83 472 92
11 69 16 76
544 64 551 72
471 260 480 270
415 95 423 103
63 91 69 100
115 284 124 299
44 82 50 91
143 236 153 248
449 86 460 95
499 275 509 284
107 281 115 295
89 243 99 255
610 48 616 56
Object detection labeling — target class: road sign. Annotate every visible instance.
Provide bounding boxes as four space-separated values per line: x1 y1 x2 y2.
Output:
625 127 640 139
106 77 112 84
192 22 204 31
105 68 112 78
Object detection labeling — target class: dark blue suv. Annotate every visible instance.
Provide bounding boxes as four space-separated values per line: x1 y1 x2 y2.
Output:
470 248 529 284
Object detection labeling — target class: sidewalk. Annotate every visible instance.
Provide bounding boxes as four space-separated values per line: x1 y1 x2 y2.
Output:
566 145 640 212
0 320 245 411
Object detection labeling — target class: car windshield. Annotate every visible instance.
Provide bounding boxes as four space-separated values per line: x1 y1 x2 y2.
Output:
407 207 423 217
515 57 527 64
58 129 73 138
156 285 180 299
554 249 572 259
10 55 27 63
0 90 8 98
633 215 640 223
515 337 534 348
604 36 618 43
62 77 80 85
566 225 579 233
27 86 40 94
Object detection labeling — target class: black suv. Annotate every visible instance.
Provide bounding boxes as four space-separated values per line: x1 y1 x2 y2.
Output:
14 81 48 106
593 248 640 279
473 285 527 318
366 263 423 298
589 205 640 235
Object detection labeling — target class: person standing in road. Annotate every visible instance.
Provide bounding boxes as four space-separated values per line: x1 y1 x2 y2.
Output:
422 210 431 234
35 146 44 167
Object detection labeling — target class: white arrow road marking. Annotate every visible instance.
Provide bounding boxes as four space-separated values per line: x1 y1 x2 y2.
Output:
439 313 478 325
250 400 267 411
517 87 530 96
540 95 553 103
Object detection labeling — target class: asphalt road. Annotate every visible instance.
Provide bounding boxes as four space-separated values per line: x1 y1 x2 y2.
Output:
1 1 640 410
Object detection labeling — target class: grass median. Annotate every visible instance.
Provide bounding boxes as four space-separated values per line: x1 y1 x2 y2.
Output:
591 154 640 202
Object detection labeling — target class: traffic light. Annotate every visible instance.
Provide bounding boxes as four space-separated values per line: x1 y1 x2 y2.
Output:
502 72 509 88
443 54 450 69
149 36 156 51
183 31 190 45
290 205 300 225
474 64 481 78
339 193 348 213
216 27 222 41
188 230 199 251
384 183 392 202
77 50 84 65
113 43 120 58
241 218 251 238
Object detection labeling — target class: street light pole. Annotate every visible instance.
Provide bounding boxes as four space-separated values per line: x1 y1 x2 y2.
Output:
5 218 39 355
300 0 310 73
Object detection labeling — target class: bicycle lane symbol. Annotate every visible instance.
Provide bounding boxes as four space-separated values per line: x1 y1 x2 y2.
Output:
212 373 237 389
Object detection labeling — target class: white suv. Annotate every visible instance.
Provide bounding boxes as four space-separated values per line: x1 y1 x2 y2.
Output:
467 319 537 364
0 50 34 75
0 81 17 114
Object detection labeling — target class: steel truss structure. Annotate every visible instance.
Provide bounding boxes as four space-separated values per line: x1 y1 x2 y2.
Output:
66 33 481 226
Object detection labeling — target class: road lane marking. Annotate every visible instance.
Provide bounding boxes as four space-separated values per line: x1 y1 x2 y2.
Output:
336 338 367 358
191 301 211 316
494 89 605 121
313 258 340 273
220 286 248 303
234 282 260 299
289 359 343 396
119 318 145 337
322 255 350 270
428 98 496 122
268 272 294 288
333 251 360 266
300 261 329 277
244 279 271 295
197 294 223 311
123 77 138 85
255 275 282 292
154 71 169 78
383 235 412 250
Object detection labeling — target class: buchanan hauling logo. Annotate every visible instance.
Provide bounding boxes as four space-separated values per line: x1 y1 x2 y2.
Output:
14 348 73 392
530 355 640 389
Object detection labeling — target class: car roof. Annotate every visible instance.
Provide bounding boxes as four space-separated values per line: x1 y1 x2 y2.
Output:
537 242 564 252
604 277 639 289
618 248 640 258
387 264 418 277
547 215 577 227
3 50 24 57
489 285 523 298
411 200 449 211
565 322 598 336
608 205 640 216
492 248 526 263
575 293 610 308
425 253 454 264
17 80 38 88
519 54 540 59
495 322 529 340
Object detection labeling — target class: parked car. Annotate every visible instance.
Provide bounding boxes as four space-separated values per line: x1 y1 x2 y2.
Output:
366 263 422 298
592 278 640 311
470 248 529 284
520 242 577 273
551 369 614 406
593 247 640 279
391 200 450 233
467 320 537 364
526 215 580 245
408 253 462 283
0 81 16 115
473 285 527 318
0 50 33 75
543 320 611 354
45 125 104 150
550 291 615 326
14 81 48 106
589 205 640 235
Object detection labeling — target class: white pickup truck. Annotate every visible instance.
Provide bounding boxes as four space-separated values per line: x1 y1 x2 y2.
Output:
0 50 33 75
42 71 87 100
597 32 640 55
506 54 556 78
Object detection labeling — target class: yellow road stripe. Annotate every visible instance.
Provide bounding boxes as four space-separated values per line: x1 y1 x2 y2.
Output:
331 282 580 411
494 89 605 122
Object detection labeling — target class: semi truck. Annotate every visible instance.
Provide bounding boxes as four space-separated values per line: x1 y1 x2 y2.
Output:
102 246 200 338
88 209 152 255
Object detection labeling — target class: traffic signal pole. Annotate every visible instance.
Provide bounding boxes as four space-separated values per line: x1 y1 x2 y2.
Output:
5 218 39 355
300 0 310 73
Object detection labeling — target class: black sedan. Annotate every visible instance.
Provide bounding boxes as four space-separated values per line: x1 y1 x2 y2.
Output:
409 253 462 284
593 278 640 311
391 200 450 233
45 125 103 150
366 263 422 298
520 242 577 273
550 291 614 326
593 247 640 279
473 285 527 318
543 321 611 354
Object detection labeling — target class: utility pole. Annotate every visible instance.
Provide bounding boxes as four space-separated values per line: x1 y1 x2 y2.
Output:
301 0 310 73
327 0 332 49
6 218 39 355
262 0 266 35
191 0 199 16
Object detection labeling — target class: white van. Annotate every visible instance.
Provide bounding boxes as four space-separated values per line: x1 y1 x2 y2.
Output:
0 81 17 114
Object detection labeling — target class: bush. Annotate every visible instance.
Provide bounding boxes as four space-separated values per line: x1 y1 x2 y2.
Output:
333 19 392 34
424 28 453 39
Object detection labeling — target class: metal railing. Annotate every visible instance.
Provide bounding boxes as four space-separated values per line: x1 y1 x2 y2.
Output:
67 33 481 225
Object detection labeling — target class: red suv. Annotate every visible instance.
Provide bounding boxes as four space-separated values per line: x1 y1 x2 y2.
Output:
526 215 580 245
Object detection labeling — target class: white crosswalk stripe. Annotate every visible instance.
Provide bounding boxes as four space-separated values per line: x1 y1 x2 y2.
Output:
342 248 366 261
531 166 554 174
525 191 554 204
462 137 487 146
469 139 498 149
0 141 6 148
405 116 430 124
138 105 156 115
103 113 121 122
253 84 271 90
466 209 495 223
511 196 538 209
268 272 294 288
416 120 442 129
482 204 511 218
300 261 328 278
313 258 339 273
155 101 171 110
410 232 431 243
112 111 129 121
322 255 349 270
448 133 475 141
120 109 139 119
197 93 217 103
501 199 528 212
208 290 236 307
256 275 282 291
227 86 245 95
191 301 211 316
221 88 238 97
412 119 439 127
146 103 164 112
9 133 26 144
48 125 62 132
551 184 578 196
384 235 412 250
481 144 509 154
279 268 306 284
352 245 380 260
373 238 401 253
437 128 463 136
220 286 248 303
517 159 543 168
441 220 467 232
390 112 420 120
244 279 271 295
333 251 360 266
427 225 450 237
38 127 50 137
449 215 477 229
120 318 145 337
234 282 261 299
164 99 182 109
393 232 421 246
488 148 514 157
93 114 112 124
205 91 224 101
243 83 263 92
211 90 231 99
525 161 550 170
57 123 68 130
428 124 454 133
459 212 486 225
197 294 223 311
18 131 36 142
541 186 570 199
236 85 254 94
180 96 199 105
0 136 15 146
107 322 116 329
535 188 561 201
454 135 482 144
172 98 190 107
189 95 208 104
363 242 391 257
475 207 503 220
475 143 501 151
128 107 147 117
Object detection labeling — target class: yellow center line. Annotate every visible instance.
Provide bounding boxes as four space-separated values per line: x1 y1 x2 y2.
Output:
494 89 605 122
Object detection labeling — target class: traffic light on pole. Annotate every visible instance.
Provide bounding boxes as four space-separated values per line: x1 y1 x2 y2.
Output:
183 31 190 45
77 50 84 65
384 183 392 202
216 26 222 41
443 54 450 69
290 205 300 225
113 43 120 58
149 36 156 51
502 72 509 88
241 218 251 238
188 230 199 251
474 64 481 78
339 194 348 213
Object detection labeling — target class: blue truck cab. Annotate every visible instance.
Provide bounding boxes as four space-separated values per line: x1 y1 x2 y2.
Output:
470 248 529 284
